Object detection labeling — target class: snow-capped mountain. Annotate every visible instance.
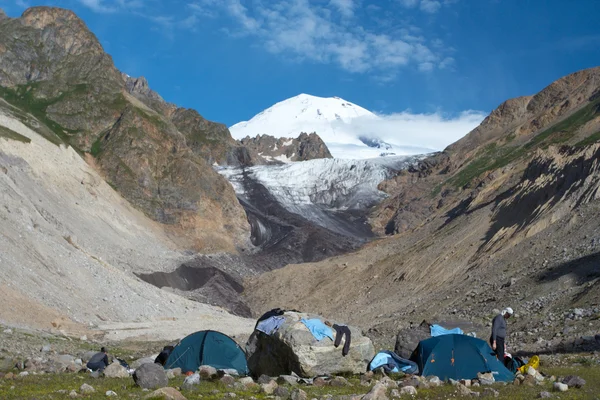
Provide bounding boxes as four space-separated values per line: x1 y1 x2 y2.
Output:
230 94 409 159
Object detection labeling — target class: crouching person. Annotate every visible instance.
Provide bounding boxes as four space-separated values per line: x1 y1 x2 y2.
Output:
87 347 109 372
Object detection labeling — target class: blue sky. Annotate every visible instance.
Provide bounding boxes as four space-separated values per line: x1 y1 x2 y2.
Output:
2 0 600 131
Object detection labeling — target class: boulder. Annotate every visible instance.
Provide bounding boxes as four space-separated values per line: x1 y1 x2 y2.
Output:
143 387 187 400
239 376 258 389
278 375 299 385
133 362 168 389
106 390 118 397
394 322 431 359
166 368 182 379
131 357 156 369
104 362 130 378
457 383 478 397
274 386 290 399
82 351 98 362
477 372 495 385
330 376 351 387
363 383 389 400
220 374 235 386
246 312 374 378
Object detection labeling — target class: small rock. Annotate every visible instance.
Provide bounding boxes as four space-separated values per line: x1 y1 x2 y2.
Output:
69 390 78 398
457 383 479 397
220 374 235 387
166 368 182 379
274 386 290 399
239 376 258 389
459 379 471 387
225 393 236 398
538 392 552 399
553 382 568 392
428 376 442 387
330 376 351 387
90 370 101 379
143 387 187 400
104 362 130 378
363 383 388 400
106 390 118 397
80 383 95 394
198 365 218 380
3 329 12 334
182 373 200 391
41 345 51 353
19 371 29 377
482 388 499 397
477 372 495 385
561 375 585 388
258 374 274 384
400 386 417 396
260 380 278 395
313 377 328 387
4 372 14 380
390 389 400 398
80 335 88 341
278 375 299 385
379 376 398 389
291 388 308 400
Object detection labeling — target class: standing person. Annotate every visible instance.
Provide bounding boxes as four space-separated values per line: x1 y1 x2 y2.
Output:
490 307 513 360
87 347 109 372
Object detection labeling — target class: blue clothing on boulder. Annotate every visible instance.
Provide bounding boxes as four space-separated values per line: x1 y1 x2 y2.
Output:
256 316 285 335
430 324 464 337
300 318 334 341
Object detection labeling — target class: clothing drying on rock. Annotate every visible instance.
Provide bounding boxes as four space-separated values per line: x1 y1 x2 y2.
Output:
164 330 249 375
256 316 285 335
369 351 419 374
410 334 514 382
255 308 285 329
301 318 335 341
87 347 109 372
154 345 175 366
332 324 351 356
430 324 463 337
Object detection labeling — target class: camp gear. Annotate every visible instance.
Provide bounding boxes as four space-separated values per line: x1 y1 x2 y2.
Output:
256 316 285 335
410 334 514 382
333 324 351 356
155 345 175 366
369 351 419 374
301 319 334 341
504 355 526 373
430 324 463 337
518 355 540 373
165 330 249 375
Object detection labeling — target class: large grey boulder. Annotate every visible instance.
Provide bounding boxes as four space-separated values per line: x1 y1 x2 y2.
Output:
394 322 431 359
133 362 168 389
104 361 130 378
246 312 374 378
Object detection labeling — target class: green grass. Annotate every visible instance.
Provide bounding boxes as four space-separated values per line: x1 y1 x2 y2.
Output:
0 126 31 144
575 131 600 147
445 97 600 190
1 365 599 400
0 83 83 146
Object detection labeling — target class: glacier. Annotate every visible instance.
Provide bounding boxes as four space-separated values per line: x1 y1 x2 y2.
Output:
217 155 425 237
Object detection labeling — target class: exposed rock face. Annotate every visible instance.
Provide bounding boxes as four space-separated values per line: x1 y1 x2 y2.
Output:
0 6 250 251
239 132 332 165
245 312 374 378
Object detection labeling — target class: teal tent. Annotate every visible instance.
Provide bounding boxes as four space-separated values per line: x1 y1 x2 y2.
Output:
165 330 249 375
410 334 514 382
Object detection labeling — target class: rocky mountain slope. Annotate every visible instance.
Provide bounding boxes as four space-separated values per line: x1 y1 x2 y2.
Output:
245 67 600 353
0 6 250 252
238 132 332 164
0 101 253 341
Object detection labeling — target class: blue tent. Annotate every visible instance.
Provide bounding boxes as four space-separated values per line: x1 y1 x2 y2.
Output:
410 334 514 382
165 330 249 375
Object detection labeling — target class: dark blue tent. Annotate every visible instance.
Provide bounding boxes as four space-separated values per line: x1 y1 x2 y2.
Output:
165 330 249 375
410 334 514 382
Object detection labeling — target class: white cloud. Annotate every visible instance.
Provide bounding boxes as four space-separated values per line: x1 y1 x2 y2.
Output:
184 0 456 76
420 0 441 13
78 0 143 13
398 0 419 8
340 110 486 155
439 56 455 69
329 0 355 18
15 0 29 8
418 62 434 71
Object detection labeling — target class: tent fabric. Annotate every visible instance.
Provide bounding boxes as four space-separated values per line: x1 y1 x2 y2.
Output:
410 334 514 382
165 330 249 375
369 351 419 374
430 324 464 337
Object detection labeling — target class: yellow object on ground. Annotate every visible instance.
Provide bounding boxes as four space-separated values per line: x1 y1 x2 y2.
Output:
518 355 540 373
